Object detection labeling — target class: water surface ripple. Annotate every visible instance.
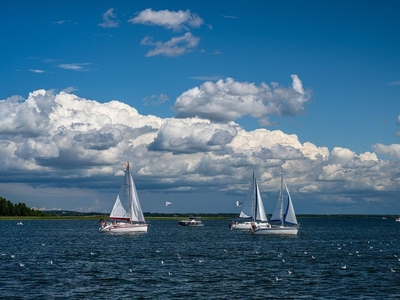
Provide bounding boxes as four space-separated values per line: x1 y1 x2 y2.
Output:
1 217 399 299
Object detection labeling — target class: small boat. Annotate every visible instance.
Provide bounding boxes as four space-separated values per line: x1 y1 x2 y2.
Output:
396 217 400 222
230 171 270 230
178 216 204 226
251 169 299 235
99 162 148 233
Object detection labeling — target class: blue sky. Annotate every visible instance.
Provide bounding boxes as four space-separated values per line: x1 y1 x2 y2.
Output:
0 0 399 215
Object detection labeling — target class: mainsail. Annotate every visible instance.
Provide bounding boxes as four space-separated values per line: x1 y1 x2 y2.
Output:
270 172 298 226
284 183 298 225
239 172 268 222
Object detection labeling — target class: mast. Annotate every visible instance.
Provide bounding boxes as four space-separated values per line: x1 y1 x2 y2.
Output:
127 162 134 224
280 168 284 226
253 171 257 222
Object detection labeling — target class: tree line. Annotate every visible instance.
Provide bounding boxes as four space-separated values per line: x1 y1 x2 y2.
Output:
0 196 44 216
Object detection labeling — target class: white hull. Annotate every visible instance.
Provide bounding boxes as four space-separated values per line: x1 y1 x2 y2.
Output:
99 222 148 233
230 221 270 230
178 222 204 227
251 225 298 235
178 216 203 227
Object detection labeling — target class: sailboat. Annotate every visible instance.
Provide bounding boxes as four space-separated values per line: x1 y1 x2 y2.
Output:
99 162 148 233
251 170 299 235
229 172 270 230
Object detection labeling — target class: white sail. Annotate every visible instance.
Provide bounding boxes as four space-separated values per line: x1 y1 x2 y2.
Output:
270 189 283 223
270 173 284 223
284 183 297 225
109 195 129 221
238 173 256 219
129 173 145 223
239 172 267 221
254 176 268 222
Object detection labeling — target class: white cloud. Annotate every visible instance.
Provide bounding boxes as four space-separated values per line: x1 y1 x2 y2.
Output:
29 69 45 73
372 143 400 159
172 76 311 122
141 32 200 57
129 8 204 31
59 63 92 72
98 8 120 28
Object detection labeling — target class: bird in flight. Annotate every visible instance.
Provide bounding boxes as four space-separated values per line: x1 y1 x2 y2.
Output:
165 202 172 206
236 201 242 207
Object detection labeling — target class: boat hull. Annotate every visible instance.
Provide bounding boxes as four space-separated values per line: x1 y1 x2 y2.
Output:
251 225 298 235
230 221 270 230
99 222 148 233
178 216 203 226
178 221 204 226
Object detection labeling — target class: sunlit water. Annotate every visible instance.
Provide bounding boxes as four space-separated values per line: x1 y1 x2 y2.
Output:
1 217 399 299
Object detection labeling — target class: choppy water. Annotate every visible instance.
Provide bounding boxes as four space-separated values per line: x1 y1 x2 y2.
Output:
1 217 399 299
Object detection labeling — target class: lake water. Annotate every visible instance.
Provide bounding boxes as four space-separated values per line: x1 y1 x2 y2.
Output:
1 217 399 299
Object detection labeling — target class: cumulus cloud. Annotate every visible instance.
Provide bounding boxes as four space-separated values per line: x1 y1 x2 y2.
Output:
148 118 238 154
98 8 120 28
129 8 204 31
372 143 400 159
172 75 311 122
141 32 199 57
1 88 399 213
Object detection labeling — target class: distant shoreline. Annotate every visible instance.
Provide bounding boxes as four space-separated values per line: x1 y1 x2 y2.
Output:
0 214 398 221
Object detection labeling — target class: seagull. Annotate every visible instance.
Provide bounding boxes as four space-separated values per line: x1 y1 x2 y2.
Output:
161 260 164 265
199 259 204 263
288 270 292 275
236 201 242 207
19 263 25 267
275 277 282 281
341 265 347 270
391 268 396 273
129 269 133 272
165 202 172 206
168 272 172 276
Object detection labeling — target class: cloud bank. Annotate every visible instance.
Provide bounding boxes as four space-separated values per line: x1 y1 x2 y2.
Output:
1 77 399 213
